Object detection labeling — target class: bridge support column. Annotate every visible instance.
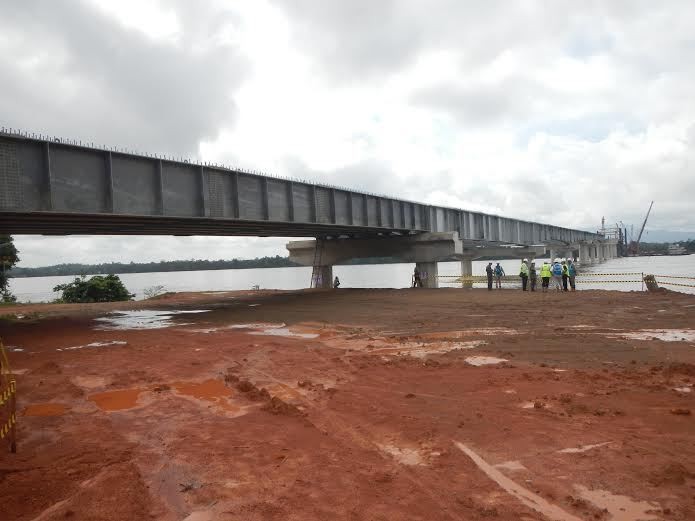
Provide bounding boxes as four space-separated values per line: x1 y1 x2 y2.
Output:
549 249 557 261
312 265 333 289
416 261 438 289
461 257 473 288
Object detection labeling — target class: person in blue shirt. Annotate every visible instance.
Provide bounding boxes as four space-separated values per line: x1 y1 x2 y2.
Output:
567 259 577 291
551 259 563 292
494 262 505 289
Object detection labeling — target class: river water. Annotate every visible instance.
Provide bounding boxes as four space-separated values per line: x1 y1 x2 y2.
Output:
7 255 695 303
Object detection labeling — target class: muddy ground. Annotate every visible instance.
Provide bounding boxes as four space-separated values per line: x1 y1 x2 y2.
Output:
1 288 694 521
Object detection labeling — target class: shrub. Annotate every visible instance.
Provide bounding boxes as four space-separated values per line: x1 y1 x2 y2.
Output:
53 274 135 303
143 285 166 299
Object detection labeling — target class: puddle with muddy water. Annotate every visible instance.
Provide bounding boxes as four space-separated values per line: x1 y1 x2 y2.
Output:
23 403 68 416
89 389 142 411
94 310 209 330
574 484 660 521
173 379 244 415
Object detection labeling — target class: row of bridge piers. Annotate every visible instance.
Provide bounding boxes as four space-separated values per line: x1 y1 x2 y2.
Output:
287 232 620 289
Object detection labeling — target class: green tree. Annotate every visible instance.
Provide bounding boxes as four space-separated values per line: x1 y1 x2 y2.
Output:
0 235 19 303
53 274 135 303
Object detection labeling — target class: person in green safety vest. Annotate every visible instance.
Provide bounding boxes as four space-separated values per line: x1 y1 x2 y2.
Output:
540 261 552 292
519 258 530 291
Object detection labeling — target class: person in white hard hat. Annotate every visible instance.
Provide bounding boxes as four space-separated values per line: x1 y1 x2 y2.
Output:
551 258 563 292
519 258 530 291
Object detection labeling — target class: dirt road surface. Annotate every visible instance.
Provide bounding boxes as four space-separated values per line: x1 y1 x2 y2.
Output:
1 288 694 520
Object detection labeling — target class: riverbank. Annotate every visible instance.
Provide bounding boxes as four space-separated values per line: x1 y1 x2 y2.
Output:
2 289 695 520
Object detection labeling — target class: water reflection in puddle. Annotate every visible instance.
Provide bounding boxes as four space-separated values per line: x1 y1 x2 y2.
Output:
95 310 209 330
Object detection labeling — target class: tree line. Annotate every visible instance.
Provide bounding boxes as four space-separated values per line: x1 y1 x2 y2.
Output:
10 256 299 278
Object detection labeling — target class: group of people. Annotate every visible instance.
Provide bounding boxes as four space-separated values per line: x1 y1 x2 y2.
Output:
486 258 577 292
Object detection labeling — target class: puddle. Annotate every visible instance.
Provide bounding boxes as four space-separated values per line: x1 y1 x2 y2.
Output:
379 444 427 466
574 484 660 521
558 442 611 454
465 356 508 366
229 323 285 330
57 340 127 351
23 403 68 416
7 346 24 352
553 368 568 372
494 460 527 471
94 310 209 330
673 386 692 393
455 442 582 521
248 304 261 307
504 389 517 394
249 328 319 339
174 379 243 415
612 329 695 342
89 389 142 411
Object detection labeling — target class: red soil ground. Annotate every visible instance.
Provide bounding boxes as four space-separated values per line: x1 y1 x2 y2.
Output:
1 288 694 520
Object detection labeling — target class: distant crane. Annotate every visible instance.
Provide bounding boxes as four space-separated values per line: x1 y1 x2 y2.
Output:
627 201 654 255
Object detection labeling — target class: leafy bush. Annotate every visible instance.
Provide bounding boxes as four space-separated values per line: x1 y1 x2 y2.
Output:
53 274 134 303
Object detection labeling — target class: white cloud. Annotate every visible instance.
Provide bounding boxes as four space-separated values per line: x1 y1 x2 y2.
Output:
4 0 695 267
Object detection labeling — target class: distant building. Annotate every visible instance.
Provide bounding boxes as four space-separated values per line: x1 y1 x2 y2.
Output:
667 243 688 255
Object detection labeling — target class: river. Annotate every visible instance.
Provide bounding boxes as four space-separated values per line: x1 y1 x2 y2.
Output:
7 254 695 303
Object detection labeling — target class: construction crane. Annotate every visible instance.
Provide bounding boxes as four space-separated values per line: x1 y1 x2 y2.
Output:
627 201 654 255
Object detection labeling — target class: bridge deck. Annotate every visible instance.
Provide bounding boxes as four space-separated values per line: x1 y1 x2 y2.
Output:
0 132 598 244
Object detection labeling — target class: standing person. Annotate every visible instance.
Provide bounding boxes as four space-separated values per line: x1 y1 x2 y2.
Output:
519 258 530 291
540 260 552 293
551 258 563 292
333 276 340 289
485 262 493 291
413 267 422 288
561 259 569 292
567 259 577 291
529 261 538 292
494 262 505 289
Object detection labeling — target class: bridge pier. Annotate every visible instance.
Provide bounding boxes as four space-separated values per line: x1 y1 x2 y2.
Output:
461 257 473 289
312 265 333 289
416 261 439 289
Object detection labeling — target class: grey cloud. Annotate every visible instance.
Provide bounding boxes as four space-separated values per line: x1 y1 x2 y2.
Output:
0 0 247 157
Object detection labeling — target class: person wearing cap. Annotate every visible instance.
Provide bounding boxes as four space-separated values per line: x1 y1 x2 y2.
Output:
551 258 563 292
485 262 493 291
494 262 505 289
540 260 552 292
561 259 569 292
519 258 530 291
567 258 577 291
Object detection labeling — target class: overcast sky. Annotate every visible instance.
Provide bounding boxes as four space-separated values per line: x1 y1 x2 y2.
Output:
3 0 694 267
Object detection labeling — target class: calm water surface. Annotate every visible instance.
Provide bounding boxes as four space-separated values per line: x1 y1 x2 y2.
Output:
8 255 695 303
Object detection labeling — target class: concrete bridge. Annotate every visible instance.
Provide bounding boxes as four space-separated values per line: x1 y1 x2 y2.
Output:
0 130 616 287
